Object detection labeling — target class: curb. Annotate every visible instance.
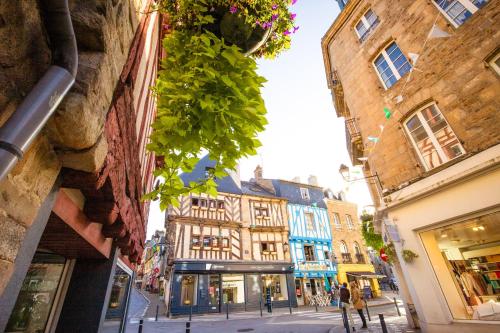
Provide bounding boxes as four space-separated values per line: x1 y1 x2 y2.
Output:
135 288 151 318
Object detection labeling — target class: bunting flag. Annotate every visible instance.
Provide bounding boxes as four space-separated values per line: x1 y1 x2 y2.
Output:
367 136 379 143
427 24 451 39
379 124 385 131
384 107 392 119
358 157 369 162
408 52 420 65
395 95 404 104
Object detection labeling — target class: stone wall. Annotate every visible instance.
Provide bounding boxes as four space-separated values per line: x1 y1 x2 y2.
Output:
324 0 500 193
0 0 151 296
325 199 369 261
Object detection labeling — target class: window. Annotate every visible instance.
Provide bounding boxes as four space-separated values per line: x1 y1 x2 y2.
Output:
211 237 219 248
346 214 354 230
324 250 331 260
180 275 198 306
199 199 208 208
255 207 269 217
404 102 465 170
203 236 211 247
354 242 362 255
333 213 342 229
209 199 217 209
222 237 230 249
305 212 315 230
262 274 288 301
433 0 487 27
340 241 348 254
204 167 214 178
300 187 310 200
261 242 276 253
191 235 201 248
304 245 316 261
355 9 379 42
373 42 412 89
222 274 245 304
192 198 199 206
217 200 225 210
488 49 500 75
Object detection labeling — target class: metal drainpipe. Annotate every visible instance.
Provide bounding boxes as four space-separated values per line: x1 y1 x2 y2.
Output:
0 0 78 181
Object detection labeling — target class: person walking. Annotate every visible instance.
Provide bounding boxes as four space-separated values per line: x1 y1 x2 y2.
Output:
350 281 368 329
339 282 355 331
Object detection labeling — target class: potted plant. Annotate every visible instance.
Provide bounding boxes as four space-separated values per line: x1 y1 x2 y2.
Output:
158 0 298 58
402 249 419 263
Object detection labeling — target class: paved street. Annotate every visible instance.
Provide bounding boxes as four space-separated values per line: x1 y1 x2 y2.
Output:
124 298 416 333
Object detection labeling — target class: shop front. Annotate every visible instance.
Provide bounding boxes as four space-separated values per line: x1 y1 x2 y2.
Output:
169 260 296 315
294 270 337 306
344 271 384 298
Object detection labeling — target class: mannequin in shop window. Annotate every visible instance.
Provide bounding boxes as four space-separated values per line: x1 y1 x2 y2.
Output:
452 261 488 306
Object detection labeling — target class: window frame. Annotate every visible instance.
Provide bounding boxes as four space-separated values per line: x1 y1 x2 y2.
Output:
345 214 354 230
333 212 342 229
487 49 500 75
432 0 483 28
191 235 201 248
304 212 315 231
403 102 465 171
372 42 412 89
261 242 276 253
339 241 349 254
303 244 316 261
354 8 380 42
300 187 310 200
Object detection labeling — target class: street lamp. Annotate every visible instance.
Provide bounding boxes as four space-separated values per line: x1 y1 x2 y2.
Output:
338 164 383 195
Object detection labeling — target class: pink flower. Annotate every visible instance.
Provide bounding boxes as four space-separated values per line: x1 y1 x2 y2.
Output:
263 22 272 29
272 4 278 10
293 26 300 33
290 13 297 20
229 6 237 14
283 30 291 36
271 14 279 21
292 0 298 4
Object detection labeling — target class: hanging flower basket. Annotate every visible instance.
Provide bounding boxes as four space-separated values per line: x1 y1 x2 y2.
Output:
402 249 419 263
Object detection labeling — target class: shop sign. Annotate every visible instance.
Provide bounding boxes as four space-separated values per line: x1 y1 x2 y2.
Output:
298 262 328 271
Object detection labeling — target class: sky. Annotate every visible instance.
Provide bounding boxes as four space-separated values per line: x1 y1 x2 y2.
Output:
146 0 373 238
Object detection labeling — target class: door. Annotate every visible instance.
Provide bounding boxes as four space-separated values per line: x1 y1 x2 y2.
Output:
310 279 317 295
208 274 220 313
295 279 304 306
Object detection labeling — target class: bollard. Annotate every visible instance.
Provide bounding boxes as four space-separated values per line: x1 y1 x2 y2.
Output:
189 304 193 321
155 304 159 321
138 319 143 333
342 307 351 333
226 302 229 320
394 297 401 316
185 321 191 333
259 298 263 317
378 314 388 333
315 303 318 312
288 294 292 314
364 299 371 321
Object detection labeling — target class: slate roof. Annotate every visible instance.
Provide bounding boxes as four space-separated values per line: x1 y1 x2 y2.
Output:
179 155 242 195
272 179 327 209
240 181 277 198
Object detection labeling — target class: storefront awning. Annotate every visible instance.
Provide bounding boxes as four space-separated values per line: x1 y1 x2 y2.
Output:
346 271 386 279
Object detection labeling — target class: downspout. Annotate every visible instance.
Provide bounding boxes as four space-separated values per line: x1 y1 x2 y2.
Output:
0 0 77 181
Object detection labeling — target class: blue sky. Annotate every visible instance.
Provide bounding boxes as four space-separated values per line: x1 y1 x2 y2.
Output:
147 0 372 238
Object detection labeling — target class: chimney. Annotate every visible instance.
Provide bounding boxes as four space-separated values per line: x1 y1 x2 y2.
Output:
254 165 263 181
308 175 318 186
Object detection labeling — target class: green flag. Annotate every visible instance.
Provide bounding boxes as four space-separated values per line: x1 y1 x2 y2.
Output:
384 107 392 119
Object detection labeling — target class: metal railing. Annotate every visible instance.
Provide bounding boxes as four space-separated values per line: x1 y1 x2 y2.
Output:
355 253 366 264
341 253 353 264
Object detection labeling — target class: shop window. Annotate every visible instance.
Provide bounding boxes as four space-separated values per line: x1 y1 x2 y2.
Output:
346 214 354 230
6 252 67 333
355 8 380 42
262 274 288 301
333 212 342 229
305 212 315 231
304 245 316 261
105 261 132 328
222 274 245 304
373 42 412 89
433 0 487 27
209 275 220 307
180 275 198 306
261 242 276 253
420 210 500 320
300 187 310 200
404 102 465 170
191 235 201 248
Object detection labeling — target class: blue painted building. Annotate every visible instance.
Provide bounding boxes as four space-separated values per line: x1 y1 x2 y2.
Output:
335 0 349 10
272 180 337 306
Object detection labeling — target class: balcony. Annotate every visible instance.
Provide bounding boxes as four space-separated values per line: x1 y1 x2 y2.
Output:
345 118 363 166
341 253 353 264
355 253 366 264
327 70 350 118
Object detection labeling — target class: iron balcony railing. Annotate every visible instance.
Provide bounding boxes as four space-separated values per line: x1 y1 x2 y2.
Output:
341 253 353 264
355 253 366 264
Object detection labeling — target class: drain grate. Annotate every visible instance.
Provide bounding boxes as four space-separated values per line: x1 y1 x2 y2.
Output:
237 329 254 332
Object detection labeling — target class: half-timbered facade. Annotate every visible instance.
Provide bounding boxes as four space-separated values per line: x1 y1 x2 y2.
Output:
272 180 337 306
164 158 296 315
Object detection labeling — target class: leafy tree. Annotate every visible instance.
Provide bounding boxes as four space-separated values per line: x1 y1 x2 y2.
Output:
360 212 384 251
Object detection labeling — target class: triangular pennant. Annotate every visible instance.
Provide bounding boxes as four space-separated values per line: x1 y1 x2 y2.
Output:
379 124 385 131
395 95 404 104
428 24 451 39
384 107 392 119
408 52 420 65
367 136 379 143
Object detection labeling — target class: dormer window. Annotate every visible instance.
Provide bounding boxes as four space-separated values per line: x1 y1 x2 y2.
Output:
300 188 310 200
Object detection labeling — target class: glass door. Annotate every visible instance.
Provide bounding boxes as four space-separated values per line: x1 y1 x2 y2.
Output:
208 274 220 313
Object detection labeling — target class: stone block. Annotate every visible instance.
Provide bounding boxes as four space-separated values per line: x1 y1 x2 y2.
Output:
58 134 108 172
0 259 14 296
0 213 26 262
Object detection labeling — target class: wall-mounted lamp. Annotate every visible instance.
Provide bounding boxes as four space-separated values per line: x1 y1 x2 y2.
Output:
338 164 383 194
283 242 289 253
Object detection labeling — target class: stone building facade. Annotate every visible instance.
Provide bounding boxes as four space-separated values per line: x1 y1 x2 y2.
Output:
164 157 296 316
322 1 500 332
0 0 159 331
325 197 380 297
